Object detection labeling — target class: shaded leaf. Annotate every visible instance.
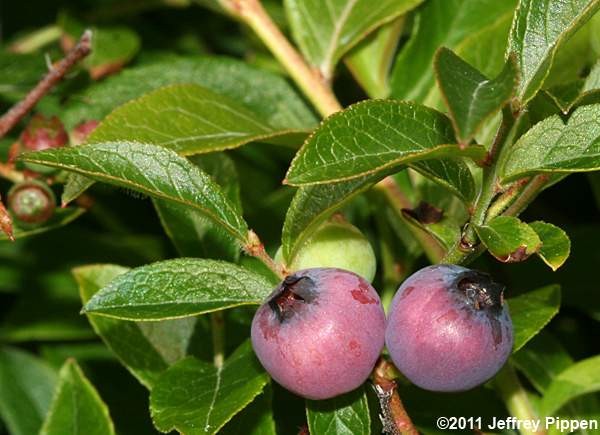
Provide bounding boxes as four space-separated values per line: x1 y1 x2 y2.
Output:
40 360 115 435
74 264 196 388
390 0 517 102
507 0 600 103
154 153 242 262
345 18 405 99
500 104 600 183
21 141 248 243
282 172 386 263
88 84 307 156
284 0 423 79
529 221 571 271
62 57 317 130
285 100 485 186
84 27 140 80
507 285 561 352
434 47 518 145
83 258 273 320
512 332 574 392
221 385 276 435
474 216 542 262
0 51 47 101
0 207 85 242
541 354 600 415
61 174 94 206
306 387 370 435
0 347 57 435
150 341 269 435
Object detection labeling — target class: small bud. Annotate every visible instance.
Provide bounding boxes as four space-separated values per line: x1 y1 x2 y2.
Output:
8 180 56 225
20 114 68 152
70 120 99 146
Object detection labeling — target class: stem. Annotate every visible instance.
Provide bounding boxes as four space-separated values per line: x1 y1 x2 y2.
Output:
211 311 225 368
372 358 419 435
375 177 446 264
502 175 549 218
0 30 92 140
443 108 520 265
245 230 285 279
494 364 546 435
0 163 25 184
8 25 61 53
221 0 342 117
486 178 530 222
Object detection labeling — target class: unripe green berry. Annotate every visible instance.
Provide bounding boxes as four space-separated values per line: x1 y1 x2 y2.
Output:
8 181 56 226
276 219 377 282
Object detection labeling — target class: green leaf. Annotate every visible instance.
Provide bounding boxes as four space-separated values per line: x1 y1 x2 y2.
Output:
500 104 600 183
40 360 115 435
20 141 249 243
221 385 276 435
0 347 57 435
62 57 317 130
507 0 600 103
84 27 140 79
541 354 600 415
390 0 518 102
88 84 307 156
474 216 542 262
284 100 485 186
434 47 518 145
0 273 93 342
306 387 371 435
73 264 196 388
545 60 600 114
284 0 423 79
154 153 242 262
507 285 561 352
61 174 95 206
0 207 85 242
150 341 269 435
0 51 47 101
401 209 461 251
83 258 273 320
512 332 574 392
282 172 385 263
528 221 571 271
345 18 404 98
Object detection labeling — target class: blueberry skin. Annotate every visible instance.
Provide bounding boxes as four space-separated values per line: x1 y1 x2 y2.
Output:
385 264 513 392
251 268 386 400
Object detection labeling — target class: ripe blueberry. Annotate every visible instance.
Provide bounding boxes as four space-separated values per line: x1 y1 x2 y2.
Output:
385 264 513 392
251 268 385 400
276 219 377 282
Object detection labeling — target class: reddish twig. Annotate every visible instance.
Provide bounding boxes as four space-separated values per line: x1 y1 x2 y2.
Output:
245 230 286 279
0 30 92 139
372 358 419 435
0 195 15 241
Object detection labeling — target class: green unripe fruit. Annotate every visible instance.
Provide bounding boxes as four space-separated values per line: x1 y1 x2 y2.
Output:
277 219 377 282
7 180 56 226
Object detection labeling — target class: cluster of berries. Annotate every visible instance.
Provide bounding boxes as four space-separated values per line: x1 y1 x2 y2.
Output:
5 114 97 227
252 222 513 400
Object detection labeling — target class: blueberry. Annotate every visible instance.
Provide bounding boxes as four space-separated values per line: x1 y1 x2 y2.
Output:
385 264 513 392
251 268 385 399
276 219 377 282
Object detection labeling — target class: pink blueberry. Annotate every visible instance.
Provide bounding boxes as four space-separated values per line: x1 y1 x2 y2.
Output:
251 268 385 400
386 264 513 392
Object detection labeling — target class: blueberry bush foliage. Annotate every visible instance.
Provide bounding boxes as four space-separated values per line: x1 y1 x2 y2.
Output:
1 0 600 434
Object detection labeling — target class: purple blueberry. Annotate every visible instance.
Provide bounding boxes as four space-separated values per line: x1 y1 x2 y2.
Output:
385 264 513 392
251 268 385 400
